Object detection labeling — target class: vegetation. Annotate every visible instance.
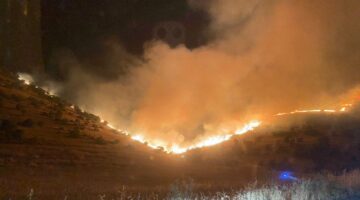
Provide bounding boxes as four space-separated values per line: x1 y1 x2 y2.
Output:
67 128 81 138
94 136 107 145
2 69 360 199
7 170 360 199
19 119 34 128
0 119 23 141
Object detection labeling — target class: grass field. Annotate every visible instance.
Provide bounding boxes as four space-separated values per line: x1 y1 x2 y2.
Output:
11 170 360 200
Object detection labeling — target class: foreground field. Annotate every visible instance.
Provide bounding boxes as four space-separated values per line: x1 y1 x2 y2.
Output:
9 170 360 200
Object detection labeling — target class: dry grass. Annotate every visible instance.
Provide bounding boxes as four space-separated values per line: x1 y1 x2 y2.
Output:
6 170 360 200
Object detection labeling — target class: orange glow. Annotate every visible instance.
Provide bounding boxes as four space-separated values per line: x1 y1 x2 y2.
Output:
15 73 356 154
101 119 261 154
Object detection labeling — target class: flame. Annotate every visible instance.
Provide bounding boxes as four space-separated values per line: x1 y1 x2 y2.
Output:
275 106 352 117
101 118 261 154
131 135 146 143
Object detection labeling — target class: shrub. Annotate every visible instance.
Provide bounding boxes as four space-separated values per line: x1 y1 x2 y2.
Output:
0 119 16 130
111 139 119 144
28 97 41 108
94 136 106 145
8 129 23 141
0 119 23 141
19 119 34 127
15 103 26 114
11 94 21 101
67 128 81 138
83 112 101 122
54 110 63 121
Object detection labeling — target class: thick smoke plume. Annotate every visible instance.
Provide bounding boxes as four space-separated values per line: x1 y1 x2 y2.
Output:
50 0 360 148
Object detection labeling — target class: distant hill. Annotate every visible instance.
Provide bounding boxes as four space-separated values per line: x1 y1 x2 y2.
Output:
182 104 360 181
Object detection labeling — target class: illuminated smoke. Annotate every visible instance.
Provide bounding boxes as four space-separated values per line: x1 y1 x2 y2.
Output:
18 73 34 85
38 0 360 151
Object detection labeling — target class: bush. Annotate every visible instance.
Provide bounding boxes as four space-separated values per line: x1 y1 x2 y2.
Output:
111 139 119 144
8 129 23 141
53 110 63 121
28 97 41 108
67 128 81 138
0 119 23 141
94 136 106 145
0 119 16 130
19 119 34 128
11 94 21 101
83 112 101 122
15 103 26 114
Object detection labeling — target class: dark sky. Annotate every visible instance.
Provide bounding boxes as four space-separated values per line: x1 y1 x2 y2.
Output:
41 0 209 77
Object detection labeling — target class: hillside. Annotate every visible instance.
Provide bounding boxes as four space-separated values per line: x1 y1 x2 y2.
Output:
0 69 184 198
182 106 360 181
1 68 360 198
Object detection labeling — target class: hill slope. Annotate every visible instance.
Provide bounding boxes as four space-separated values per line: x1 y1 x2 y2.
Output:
1 68 360 198
0 69 184 198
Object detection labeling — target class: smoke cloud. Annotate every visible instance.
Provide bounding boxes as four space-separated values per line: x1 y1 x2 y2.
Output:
50 0 360 148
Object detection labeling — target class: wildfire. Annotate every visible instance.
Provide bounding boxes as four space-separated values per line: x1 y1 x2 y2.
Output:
96 104 354 154
167 120 261 154
101 119 261 154
15 73 356 155
275 105 353 117
17 73 58 96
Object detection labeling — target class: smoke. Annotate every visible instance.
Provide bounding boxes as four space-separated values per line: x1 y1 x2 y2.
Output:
47 0 360 148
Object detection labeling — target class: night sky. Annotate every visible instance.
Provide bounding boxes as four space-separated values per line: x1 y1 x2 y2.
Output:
41 0 209 77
